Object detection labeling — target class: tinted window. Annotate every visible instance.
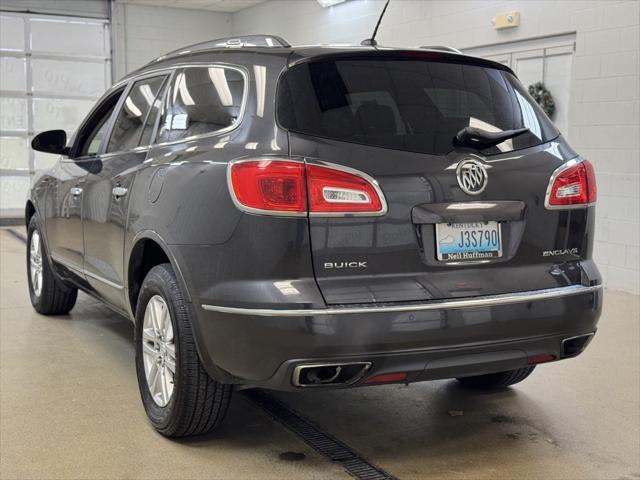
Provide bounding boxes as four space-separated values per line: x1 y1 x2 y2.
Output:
75 89 123 157
81 103 116 156
277 58 558 155
106 76 167 153
157 67 245 144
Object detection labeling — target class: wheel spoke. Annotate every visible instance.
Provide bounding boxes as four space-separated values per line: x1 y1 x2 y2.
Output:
159 304 170 336
165 355 176 374
151 363 162 399
160 368 169 404
142 327 156 343
146 361 157 394
141 341 157 358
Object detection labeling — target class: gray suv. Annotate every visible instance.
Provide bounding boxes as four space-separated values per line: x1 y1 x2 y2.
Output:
26 35 602 437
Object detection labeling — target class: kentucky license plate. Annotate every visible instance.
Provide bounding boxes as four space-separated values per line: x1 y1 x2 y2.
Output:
435 221 502 261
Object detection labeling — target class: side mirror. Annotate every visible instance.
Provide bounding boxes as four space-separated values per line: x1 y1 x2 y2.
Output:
31 130 70 156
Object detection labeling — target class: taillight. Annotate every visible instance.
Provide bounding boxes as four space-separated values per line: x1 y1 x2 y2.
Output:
228 159 307 215
545 159 597 209
306 164 385 215
228 159 386 216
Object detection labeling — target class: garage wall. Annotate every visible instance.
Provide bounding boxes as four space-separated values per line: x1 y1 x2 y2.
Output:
0 0 108 19
233 0 640 294
0 12 111 219
111 2 232 81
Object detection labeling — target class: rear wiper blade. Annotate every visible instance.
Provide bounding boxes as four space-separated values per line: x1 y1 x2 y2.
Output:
454 126 530 149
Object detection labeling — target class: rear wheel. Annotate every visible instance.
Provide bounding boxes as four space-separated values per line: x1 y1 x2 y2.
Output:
27 215 77 315
135 263 232 437
456 366 535 390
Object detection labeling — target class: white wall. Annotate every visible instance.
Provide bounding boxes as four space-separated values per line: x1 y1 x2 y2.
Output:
112 2 232 80
233 0 640 294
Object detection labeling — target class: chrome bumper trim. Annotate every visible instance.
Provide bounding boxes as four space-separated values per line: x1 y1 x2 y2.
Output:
201 284 602 317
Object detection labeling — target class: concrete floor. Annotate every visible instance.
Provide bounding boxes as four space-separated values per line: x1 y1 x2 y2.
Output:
1 227 639 480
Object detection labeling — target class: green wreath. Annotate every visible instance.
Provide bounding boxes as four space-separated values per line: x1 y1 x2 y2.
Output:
528 82 555 119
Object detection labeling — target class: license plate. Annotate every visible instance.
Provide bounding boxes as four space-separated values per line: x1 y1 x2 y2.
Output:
435 221 502 261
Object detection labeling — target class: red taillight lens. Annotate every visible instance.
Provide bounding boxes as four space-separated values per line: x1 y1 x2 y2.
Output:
229 160 307 214
306 164 384 214
547 159 597 208
229 159 386 216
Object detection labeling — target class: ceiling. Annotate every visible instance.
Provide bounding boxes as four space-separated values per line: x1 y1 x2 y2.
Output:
117 0 268 13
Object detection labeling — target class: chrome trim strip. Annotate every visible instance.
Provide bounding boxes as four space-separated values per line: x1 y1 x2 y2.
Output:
544 157 595 210
202 284 602 317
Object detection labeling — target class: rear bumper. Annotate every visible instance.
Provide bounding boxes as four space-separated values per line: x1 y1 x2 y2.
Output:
194 284 603 390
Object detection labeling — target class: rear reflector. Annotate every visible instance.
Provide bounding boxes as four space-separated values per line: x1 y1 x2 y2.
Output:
365 372 407 384
228 159 386 216
527 354 556 365
546 159 597 208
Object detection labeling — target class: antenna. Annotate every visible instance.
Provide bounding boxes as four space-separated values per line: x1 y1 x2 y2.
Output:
360 0 390 47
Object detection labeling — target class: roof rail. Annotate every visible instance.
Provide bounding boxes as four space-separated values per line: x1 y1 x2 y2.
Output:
419 45 462 54
149 34 291 65
193 34 290 49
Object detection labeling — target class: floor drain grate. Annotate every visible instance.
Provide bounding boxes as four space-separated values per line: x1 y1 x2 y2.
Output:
245 389 397 480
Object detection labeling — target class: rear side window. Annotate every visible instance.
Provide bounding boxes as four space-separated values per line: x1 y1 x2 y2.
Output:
277 58 558 155
156 66 245 144
106 75 168 153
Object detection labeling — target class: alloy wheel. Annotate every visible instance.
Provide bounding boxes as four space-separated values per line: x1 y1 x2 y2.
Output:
29 230 43 297
141 295 176 407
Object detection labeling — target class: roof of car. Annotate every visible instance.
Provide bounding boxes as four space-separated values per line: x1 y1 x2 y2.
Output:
124 35 514 82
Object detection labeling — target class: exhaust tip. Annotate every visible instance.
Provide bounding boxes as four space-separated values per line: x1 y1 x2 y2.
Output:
562 333 595 357
293 362 371 387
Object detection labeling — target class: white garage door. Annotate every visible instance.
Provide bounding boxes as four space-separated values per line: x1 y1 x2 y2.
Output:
463 34 575 140
0 12 111 219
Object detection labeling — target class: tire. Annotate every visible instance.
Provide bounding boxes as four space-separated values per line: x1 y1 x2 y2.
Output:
27 215 78 315
134 263 232 438
456 366 535 390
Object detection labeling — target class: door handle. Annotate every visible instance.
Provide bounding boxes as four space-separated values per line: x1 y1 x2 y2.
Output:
112 186 128 198
70 187 83 196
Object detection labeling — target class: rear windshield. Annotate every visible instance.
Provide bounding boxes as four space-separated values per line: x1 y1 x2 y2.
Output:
277 57 558 156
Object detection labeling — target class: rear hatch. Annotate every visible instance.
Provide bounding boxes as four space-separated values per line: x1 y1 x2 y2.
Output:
277 51 595 305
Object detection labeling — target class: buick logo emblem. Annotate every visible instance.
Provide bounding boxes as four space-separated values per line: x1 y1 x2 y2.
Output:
456 158 488 195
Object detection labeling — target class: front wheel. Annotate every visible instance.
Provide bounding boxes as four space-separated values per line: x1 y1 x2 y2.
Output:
456 366 535 390
27 215 77 315
135 263 232 437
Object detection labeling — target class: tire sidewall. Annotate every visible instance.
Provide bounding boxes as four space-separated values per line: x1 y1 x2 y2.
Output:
134 265 184 432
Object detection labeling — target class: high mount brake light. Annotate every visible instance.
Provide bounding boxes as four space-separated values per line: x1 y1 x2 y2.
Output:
228 159 386 216
545 159 597 209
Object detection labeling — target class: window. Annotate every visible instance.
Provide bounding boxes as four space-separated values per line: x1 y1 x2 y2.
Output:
106 75 168 153
277 57 559 156
81 103 116 157
156 66 245 144
74 89 123 158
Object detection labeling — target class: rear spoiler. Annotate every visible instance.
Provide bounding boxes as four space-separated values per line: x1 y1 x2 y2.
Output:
286 48 515 76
